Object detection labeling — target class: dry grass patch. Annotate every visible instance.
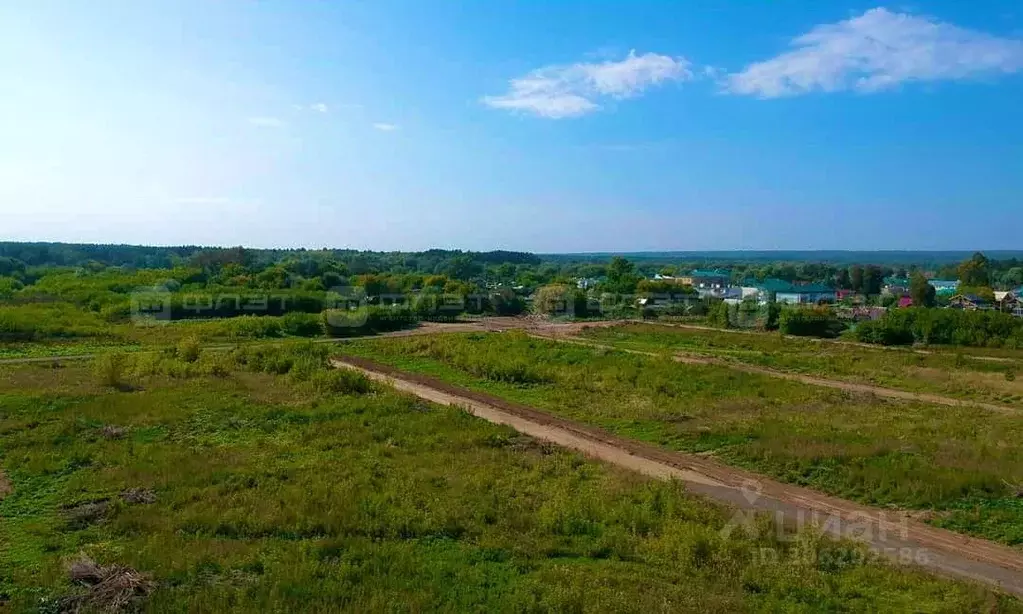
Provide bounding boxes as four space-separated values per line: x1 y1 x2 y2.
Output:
0 469 12 501
63 555 154 613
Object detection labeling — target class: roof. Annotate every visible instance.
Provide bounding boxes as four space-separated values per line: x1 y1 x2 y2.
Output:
928 279 959 287
740 278 794 292
954 294 989 304
722 287 743 299
898 296 914 307
884 278 909 287
687 269 730 278
777 285 836 295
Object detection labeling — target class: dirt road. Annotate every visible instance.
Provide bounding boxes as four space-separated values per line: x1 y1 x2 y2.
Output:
332 355 1023 596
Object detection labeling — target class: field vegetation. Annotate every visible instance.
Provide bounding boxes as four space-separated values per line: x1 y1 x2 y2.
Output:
580 323 1023 409
5 347 1015 611
341 332 1023 545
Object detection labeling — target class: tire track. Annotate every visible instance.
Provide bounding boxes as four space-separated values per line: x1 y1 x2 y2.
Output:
332 355 1023 597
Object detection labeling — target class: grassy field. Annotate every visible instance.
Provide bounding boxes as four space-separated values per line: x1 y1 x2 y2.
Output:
6 345 1016 611
580 323 1023 409
340 332 1023 546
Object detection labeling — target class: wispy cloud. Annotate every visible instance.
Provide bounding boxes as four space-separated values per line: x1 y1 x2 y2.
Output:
483 50 692 118
247 116 286 128
309 102 329 113
726 8 1023 98
372 123 400 131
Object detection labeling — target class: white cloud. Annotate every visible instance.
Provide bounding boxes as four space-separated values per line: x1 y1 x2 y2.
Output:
483 50 692 118
309 103 329 113
247 116 286 128
372 123 399 131
726 8 1023 98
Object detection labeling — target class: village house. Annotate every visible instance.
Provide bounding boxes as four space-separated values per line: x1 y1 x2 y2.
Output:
882 277 910 296
928 279 960 296
739 278 836 305
676 269 730 290
996 291 1023 317
775 283 837 305
948 293 991 310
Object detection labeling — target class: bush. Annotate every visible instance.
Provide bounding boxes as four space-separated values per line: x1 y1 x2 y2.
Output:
280 312 324 337
853 307 1023 348
778 307 845 338
221 316 283 339
322 306 418 337
176 335 201 363
93 354 126 388
852 319 915 346
310 369 373 395
706 301 731 329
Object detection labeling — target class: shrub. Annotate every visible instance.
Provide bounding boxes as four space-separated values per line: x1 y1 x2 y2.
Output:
176 336 201 363
853 307 1023 348
706 301 731 329
778 307 845 338
852 319 915 346
93 354 126 388
280 312 324 337
222 316 283 339
310 369 373 395
322 306 418 337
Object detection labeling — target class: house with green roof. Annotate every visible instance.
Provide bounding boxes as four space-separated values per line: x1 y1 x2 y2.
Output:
775 283 837 305
739 278 836 305
927 279 959 296
677 269 730 290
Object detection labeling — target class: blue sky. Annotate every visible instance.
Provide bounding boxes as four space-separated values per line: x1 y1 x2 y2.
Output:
2 1 1022 252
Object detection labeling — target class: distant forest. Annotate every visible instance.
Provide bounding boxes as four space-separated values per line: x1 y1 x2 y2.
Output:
2 242 1023 290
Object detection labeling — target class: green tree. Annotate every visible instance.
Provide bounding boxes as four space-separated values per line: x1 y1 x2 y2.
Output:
835 269 852 290
909 272 936 308
605 257 640 294
864 265 884 296
533 284 574 316
850 265 864 293
958 252 990 287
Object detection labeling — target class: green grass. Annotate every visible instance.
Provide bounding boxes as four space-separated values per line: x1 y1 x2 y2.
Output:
341 332 1023 545
0 347 1016 611
581 323 1023 409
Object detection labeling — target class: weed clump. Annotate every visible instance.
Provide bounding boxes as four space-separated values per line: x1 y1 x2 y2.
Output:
176 336 201 363
310 369 373 395
92 354 126 389
64 501 111 530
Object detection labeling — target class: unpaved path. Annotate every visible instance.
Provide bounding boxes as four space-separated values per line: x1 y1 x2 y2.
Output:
526 332 1022 415
332 355 1023 596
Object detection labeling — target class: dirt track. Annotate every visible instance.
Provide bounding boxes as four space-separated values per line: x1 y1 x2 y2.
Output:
332 355 1023 596
2 316 1015 415
532 333 1022 415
